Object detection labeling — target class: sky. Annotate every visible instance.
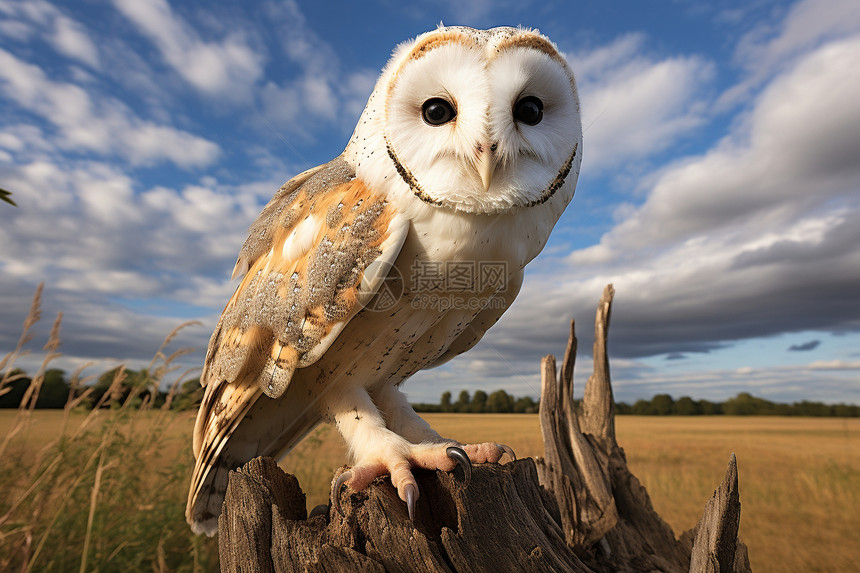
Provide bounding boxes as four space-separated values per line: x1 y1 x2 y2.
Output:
1 0 858 405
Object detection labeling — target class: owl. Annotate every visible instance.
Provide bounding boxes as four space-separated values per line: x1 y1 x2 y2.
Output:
187 25 582 535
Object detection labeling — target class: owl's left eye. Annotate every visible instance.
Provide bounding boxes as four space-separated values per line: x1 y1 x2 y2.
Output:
422 98 456 126
514 96 544 125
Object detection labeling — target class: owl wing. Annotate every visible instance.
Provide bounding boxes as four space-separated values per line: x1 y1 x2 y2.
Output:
187 157 409 533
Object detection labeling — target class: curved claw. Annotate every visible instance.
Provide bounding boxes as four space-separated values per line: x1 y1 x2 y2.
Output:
331 470 352 517
499 443 517 461
446 446 472 488
308 503 330 519
403 482 418 521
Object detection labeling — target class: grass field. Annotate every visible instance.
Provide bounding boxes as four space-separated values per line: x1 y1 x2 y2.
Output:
2 410 858 572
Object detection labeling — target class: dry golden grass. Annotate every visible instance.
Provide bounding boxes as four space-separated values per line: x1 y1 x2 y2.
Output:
0 289 217 572
615 416 860 573
3 410 857 573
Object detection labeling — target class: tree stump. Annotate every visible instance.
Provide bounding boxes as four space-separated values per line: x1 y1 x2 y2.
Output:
218 285 752 572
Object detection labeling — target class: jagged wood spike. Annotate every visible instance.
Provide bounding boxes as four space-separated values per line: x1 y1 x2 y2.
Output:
537 305 618 549
538 355 581 545
689 454 746 573
559 319 579 433
539 355 564 468
579 284 616 446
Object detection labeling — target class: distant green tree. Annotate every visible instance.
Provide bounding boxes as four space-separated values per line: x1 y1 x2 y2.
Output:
0 369 31 408
440 391 452 412
834 403 860 417
36 369 70 408
89 367 156 408
170 379 203 411
486 390 514 413
723 392 767 415
513 396 538 413
631 399 651 415
650 394 675 415
698 399 722 415
454 390 470 413
674 396 700 416
793 400 831 417
469 390 488 413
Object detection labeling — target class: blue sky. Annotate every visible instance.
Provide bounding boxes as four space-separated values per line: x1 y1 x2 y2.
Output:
1 0 858 405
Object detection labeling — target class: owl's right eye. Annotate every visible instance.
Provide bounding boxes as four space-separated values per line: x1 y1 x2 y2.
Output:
422 98 456 126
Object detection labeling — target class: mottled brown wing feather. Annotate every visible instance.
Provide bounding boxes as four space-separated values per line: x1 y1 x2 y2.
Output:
187 157 409 534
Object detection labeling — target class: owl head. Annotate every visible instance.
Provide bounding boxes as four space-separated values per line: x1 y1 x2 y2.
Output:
345 26 582 215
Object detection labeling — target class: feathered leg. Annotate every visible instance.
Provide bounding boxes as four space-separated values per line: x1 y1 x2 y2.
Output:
327 384 514 519
372 383 515 465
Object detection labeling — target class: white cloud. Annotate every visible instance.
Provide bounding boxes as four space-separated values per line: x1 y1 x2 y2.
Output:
740 0 860 70
0 48 220 167
0 0 100 68
721 0 860 107
0 153 292 374
549 36 860 356
808 360 860 371
588 36 860 252
250 1 378 136
570 35 714 170
50 13 100 68
112 0 263 99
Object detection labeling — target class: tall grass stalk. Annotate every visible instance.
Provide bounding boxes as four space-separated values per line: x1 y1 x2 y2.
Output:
0 287 218 572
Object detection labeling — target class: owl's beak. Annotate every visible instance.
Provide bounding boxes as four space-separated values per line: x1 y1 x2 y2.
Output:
476 143 496 192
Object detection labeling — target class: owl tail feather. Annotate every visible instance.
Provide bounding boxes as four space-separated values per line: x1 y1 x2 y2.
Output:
186 375 323 536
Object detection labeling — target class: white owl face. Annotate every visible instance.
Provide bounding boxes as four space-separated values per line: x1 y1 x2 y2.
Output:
348 26 582 215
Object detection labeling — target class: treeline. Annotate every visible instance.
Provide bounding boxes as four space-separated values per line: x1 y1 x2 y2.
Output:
5 370 857 418
413 390 860 417
0 368 202 410
412 390 539 413
615 392 860 417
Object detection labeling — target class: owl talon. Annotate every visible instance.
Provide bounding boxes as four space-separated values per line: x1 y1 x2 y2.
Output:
446 446 472 487
331 470 353 516
500 443 517 461
403 482 418 520
309 503 330 520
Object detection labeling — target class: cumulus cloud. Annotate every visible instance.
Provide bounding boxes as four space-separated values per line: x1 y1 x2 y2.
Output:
252 1 378 137
721 0 860 107
112 0 263 99
558 37 860 356
570 34 714 170
0 153 290 373
49 12 100 68
0 49 220 167
0 0 100 68
576 37 860 254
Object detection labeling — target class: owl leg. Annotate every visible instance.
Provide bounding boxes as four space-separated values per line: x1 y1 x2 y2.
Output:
327 385 515 520
325 385 423 518
371 384 446 443
372 384 516 475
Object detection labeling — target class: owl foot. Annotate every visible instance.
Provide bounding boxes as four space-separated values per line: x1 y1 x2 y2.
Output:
330 442 515 520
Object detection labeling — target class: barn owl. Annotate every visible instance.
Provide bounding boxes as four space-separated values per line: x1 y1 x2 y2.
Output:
187 25 582 535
